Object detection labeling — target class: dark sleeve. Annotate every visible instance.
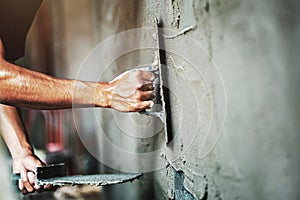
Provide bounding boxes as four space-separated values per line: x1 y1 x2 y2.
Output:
0 0 42 62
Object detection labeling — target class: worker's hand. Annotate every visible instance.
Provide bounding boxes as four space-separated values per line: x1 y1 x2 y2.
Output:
106 69 155 112
12 154 49 195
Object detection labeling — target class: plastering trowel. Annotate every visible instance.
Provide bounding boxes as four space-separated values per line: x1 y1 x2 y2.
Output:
12 163 142 186
140 18 173 144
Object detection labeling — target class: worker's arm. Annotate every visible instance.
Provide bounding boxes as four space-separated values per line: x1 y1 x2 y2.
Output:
0 104 45 194
0 39 154 111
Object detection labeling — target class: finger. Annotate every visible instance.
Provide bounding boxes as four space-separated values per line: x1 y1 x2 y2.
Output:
18 178 24 191
27 171 41 191
28 171 35 185
140 91 155 101
140 82 154 91
139 70 155 81
136 100 154 111
44 184 52 190
21 169 34 193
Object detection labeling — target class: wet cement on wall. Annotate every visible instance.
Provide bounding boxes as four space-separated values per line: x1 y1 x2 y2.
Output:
144 1 213 199
142 0 300 199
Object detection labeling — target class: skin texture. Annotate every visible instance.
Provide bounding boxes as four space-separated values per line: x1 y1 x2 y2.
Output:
0 39 155 111
0 38 155 194
0 105 46 194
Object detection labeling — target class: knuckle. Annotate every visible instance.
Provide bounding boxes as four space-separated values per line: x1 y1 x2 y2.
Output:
136 96 141 101
147 71 154 77
138 69 143 75
131 102 138 107
150 91 155 98
138 102 145 108
137 102 146 109
130 103 140 111
133 91 141 99
150 73 155 79
35 185 41 190
21 176 28 182
143 72 149 78
145 71 154 80
134 70 143 76
136 83 143 89
137 92 143 100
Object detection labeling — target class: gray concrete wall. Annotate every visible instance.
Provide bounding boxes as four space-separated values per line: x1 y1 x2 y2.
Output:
106 0 300 199
150 0 300 199
20 0 300 199
141 0 300 199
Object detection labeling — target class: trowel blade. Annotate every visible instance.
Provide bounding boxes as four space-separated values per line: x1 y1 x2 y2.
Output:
155 18 172 144
35 164 142 186
139 18 172 144
12 163 142 187
36 173 143 186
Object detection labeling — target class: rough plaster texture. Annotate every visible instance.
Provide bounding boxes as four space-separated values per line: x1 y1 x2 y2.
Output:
79 0 299 199
19 0 300 199
143 0 300 199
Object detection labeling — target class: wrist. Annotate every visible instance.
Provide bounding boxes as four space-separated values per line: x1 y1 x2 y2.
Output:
11 144 34 160
95 82 112 108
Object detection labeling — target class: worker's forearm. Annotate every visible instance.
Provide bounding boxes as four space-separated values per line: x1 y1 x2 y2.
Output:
0 59 110 109
0 104 45 193
0 104 33 159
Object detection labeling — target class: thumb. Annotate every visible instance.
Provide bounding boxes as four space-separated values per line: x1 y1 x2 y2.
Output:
136 100 154 111
22 155 44 172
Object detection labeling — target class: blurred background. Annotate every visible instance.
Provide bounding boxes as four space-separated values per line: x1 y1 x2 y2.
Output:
0 0 299 199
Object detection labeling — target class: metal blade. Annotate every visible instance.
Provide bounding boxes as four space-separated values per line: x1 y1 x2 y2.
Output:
36 173 142 187
155 18 170 144
12 163 142 187
140 18 172 144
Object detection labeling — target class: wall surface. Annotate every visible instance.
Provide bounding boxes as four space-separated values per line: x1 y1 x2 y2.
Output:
140 0 300 199
16 0 300 199
106 0 300 199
